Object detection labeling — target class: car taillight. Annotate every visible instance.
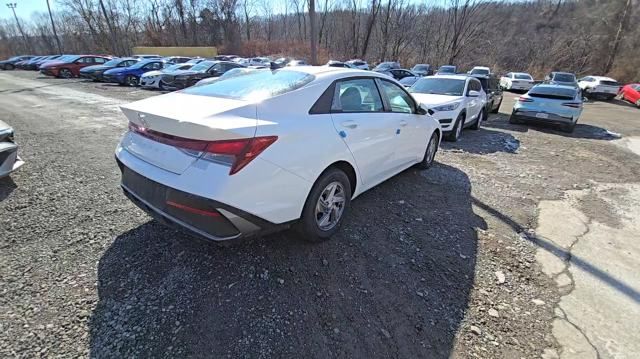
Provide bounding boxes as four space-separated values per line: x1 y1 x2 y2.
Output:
518 97 534 102
128 121 277 175
562 102 582 108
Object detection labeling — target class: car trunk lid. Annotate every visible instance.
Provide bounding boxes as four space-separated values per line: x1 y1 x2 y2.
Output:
120 92 258 174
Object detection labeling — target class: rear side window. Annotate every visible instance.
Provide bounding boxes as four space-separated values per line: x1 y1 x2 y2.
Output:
182 70 315 101
553 73 576 82
332 78 383 113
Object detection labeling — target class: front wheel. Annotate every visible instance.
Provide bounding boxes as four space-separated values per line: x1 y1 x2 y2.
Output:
470 109 484 130
5 64 15 70
416 131 439 170
445 114 464 142
296 168 352 242
491 99 502 113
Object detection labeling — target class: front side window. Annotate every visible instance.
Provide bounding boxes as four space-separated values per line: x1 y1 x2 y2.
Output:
94 57 106 64
332 78 383 113
379 80 414 113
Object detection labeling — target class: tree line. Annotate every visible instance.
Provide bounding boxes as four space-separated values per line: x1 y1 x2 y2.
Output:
0 0 638 81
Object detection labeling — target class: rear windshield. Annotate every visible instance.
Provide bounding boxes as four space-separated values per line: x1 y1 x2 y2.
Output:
191 61 215 72
470 68 489 75
182 70 315 101
413 65 429 71
528 86 576 100
553 73 576 82
514 73 532 80
410 78 465 96
399 76 418 86
600 80 620 86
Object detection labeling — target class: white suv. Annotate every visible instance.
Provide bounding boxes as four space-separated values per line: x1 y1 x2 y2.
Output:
577 76 621 100
409 75 487 141
500 72 534 91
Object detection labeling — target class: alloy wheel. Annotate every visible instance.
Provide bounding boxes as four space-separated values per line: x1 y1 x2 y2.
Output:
426 134 438 163
315 181 346 231
455 119 462 139
127 76 138 87
60 69 72 78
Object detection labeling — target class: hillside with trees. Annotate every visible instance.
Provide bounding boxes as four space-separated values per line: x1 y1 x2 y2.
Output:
0 0 638 81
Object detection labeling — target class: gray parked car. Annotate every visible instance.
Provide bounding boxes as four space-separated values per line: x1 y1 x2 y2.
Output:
510 84 583 133
545 71 578 88
0 120 25 178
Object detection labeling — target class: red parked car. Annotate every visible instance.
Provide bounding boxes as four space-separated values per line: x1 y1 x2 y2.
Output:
39 55 111 78
618 83 640 108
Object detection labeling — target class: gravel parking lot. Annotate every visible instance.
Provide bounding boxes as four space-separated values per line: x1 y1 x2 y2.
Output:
1 71 639 358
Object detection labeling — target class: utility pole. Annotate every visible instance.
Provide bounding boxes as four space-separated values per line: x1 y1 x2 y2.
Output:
46 0 63 54
6 3 33 53
309 0 317 65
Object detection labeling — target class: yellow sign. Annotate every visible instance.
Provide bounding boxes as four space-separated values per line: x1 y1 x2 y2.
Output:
132 47 218 57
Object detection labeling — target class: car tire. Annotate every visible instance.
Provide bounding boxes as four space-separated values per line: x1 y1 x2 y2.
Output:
158 81 166 90
6 64 15 70
509 112 521 124
445 114 464 142
562 122 576 133
470 110 484 130
614 92 623 101
491 99 502 113
59 68 73 78
126 75 139 87
416 131 439 170
296 168 352 242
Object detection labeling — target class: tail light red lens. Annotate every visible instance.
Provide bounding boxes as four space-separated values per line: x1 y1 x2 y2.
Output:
128 121 277 175
518 97 534 102
562 102 582 108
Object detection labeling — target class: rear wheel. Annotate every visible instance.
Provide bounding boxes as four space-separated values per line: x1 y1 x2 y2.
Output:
126 75 139 87
416 131 439 170
445 114 464 142
6 64 15 70
59 68 72 78
297 168 352 242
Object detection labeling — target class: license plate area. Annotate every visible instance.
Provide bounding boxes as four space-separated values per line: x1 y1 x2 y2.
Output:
536 113 549 119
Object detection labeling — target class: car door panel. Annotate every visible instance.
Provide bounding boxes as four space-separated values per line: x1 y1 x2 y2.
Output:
329 78 397 187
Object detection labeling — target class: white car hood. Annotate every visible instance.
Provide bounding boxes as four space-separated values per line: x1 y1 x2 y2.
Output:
141 70 163 78
411 93 463 106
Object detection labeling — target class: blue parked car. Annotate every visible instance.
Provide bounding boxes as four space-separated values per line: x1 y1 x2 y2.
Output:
102 59 165 86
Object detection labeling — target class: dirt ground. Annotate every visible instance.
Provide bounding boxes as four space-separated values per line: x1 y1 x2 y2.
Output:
1 71 639 358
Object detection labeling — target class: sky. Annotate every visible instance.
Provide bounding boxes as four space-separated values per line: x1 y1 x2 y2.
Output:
1 0 54 20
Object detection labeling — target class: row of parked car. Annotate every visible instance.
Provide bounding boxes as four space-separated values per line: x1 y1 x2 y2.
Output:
2 51 639 242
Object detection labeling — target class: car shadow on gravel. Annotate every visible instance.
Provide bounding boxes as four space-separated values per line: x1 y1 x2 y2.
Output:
0 176 17 201
89 163 486 358
484 115 621 141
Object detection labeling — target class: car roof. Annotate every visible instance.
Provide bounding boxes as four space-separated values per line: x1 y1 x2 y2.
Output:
589 76 617 81
428 74 470 81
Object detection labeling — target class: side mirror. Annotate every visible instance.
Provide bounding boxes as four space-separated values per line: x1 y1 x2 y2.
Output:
468 90 480 97
417 104 434 116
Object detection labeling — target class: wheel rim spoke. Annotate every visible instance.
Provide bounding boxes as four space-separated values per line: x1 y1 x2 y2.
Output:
315 181 345 231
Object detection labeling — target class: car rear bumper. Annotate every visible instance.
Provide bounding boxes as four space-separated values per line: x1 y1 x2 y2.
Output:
584 88 618 97
116 158 284 241
512 110 574 125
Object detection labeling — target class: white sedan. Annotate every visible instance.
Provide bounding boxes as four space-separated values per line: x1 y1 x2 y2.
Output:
115 67 441 242
500 72 535 91
139 63 193 89
409 75 486 141
577 76 621 100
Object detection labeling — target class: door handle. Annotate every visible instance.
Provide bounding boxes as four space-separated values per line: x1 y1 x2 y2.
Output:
341 120 358 129
399 120 408 127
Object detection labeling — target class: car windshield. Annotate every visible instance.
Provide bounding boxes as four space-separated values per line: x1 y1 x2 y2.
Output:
553 73 576 82
409 78 465 96
182 70 315 101
514 73 532 80
191 61 215 72
103 58 124 66
374 62 396 70
413 65 429 71
600 80 620 86
471 68 490 75
438 66 456 73
399 77 418 86
528 86 577 100
166 63 191 71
